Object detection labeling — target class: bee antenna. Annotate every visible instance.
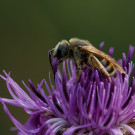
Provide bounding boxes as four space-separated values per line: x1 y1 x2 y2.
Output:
48 49 58 81
48 49 54 65
48 49 54 54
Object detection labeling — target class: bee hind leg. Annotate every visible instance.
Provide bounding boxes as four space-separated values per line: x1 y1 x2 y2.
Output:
89 55 111 82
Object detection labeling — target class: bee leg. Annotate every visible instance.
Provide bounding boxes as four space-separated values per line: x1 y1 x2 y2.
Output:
73 68 83 84
73 59 84 84
89 55 111 82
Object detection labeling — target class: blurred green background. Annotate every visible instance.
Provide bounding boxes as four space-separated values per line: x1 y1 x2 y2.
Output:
0 0 135 134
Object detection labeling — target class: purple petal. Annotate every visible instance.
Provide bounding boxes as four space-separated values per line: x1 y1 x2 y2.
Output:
99 41 104 50
109 127 123 135
108 47 114 57
128 45 134 61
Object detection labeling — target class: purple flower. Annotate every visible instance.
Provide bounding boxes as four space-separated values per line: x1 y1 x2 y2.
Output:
0 43 135 135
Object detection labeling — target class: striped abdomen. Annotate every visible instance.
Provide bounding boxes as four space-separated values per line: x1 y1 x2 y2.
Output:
100 58 116 77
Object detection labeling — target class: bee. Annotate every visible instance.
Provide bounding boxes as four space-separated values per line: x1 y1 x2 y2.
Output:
49 38 125 81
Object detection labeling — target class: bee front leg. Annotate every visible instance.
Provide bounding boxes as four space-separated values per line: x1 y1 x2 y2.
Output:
73 68 83 84
76 67 83 80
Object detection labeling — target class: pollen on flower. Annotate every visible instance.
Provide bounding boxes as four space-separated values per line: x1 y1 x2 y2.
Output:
0 43 135 135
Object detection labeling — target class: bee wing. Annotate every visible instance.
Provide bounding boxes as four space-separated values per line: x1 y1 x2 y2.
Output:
79 45 126 73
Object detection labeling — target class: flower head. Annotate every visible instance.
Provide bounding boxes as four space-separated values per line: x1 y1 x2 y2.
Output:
0 43 135 135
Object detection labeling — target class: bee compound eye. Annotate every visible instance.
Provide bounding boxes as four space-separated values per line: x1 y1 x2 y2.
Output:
55 45 67 59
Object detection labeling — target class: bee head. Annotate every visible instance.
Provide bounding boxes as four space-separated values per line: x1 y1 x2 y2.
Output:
50 40 70 64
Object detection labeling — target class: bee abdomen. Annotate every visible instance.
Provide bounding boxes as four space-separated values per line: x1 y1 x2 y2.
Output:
101 59 116 77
